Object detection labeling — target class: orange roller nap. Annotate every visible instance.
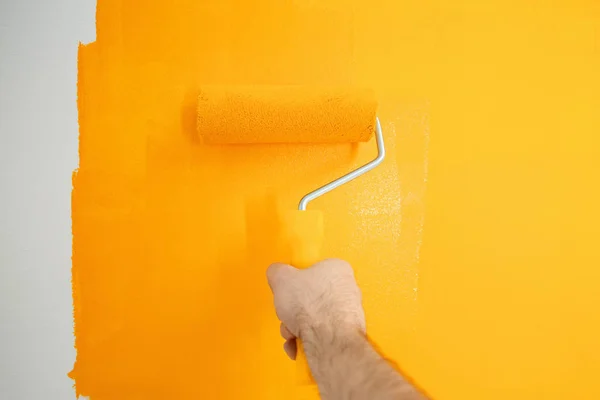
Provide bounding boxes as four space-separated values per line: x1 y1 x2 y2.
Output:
196 86 378 144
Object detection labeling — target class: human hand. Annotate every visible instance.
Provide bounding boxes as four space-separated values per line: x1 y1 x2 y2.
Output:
266 258 366 360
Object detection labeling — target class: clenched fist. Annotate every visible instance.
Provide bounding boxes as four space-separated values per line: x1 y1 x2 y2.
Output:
266 258 366 360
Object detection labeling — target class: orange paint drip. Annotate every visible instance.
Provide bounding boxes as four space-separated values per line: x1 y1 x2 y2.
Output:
72 0 599 399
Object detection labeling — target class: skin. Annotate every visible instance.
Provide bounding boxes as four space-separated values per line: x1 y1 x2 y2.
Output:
267 258 427 400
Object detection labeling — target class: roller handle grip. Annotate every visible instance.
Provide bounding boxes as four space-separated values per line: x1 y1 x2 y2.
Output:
285 210 324 389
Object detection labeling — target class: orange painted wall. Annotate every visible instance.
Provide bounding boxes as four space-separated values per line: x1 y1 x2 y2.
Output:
71 0 600 399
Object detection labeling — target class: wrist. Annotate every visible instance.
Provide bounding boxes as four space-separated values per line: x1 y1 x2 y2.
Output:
297 307 365 342
300 322 365 374
300 321 363 344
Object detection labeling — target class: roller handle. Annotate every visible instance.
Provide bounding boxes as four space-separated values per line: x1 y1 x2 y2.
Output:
285 210 324 389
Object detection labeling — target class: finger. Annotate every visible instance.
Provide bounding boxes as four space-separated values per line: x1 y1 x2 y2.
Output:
283 339 297 360
280 323 295 340
266 262 295 291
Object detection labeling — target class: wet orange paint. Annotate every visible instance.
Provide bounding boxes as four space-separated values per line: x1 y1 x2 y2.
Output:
71 0 599 399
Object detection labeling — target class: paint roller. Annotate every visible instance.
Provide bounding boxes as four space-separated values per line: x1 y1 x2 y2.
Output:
196 85 385 389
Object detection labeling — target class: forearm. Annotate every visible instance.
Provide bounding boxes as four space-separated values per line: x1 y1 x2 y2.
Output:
303 325 425 400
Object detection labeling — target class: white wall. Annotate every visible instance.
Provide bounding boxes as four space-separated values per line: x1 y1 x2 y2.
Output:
0 1 96 398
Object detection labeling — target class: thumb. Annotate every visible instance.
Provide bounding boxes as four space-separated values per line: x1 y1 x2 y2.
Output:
266 262 296 292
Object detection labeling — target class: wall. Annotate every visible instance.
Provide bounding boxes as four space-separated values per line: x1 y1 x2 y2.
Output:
2 0 599 399
70 0 428 398
0 1 96 398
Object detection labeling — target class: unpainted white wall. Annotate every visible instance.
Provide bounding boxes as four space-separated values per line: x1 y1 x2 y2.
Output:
1 1 96 398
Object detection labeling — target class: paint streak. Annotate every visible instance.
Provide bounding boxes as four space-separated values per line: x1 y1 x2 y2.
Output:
71 0 600 399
